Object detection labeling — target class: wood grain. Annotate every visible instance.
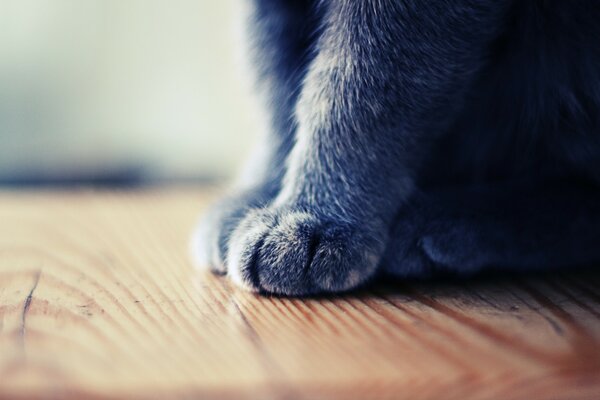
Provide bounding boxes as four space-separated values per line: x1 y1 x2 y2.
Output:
0 188 599 400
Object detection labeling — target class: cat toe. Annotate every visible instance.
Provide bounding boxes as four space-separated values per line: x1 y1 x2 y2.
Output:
227 208 385 295
192 191 273 275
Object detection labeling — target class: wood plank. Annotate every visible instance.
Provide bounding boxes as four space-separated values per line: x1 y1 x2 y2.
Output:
0 188 599 400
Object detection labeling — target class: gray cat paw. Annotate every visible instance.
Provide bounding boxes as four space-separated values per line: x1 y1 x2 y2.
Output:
226 208 385 295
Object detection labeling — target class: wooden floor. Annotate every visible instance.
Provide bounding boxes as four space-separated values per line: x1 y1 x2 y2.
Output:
0 188 599 400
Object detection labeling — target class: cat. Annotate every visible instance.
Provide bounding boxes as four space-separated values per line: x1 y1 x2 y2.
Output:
192 0 600 296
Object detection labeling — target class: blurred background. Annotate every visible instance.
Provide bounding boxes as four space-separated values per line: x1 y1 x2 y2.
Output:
0 0 261 185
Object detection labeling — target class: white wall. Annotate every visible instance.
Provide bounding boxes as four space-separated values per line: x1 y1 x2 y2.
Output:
0 0 261 181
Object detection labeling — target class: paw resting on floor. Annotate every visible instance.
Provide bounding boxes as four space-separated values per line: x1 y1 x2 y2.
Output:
220 208 385 296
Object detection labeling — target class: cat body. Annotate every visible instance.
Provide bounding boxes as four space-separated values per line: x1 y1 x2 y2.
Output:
194 0 600 295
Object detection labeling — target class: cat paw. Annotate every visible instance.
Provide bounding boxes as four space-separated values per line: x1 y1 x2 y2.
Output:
191 189 274 274
226 208 386 295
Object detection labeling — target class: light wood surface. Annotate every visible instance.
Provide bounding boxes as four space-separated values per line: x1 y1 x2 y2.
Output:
0 188 599 400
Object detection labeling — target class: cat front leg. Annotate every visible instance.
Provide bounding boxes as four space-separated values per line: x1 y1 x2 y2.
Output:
226 0 511 295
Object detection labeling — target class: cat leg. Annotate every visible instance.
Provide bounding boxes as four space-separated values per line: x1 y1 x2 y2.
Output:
226 1 512 295
192 0 318 272
382 181 600 278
